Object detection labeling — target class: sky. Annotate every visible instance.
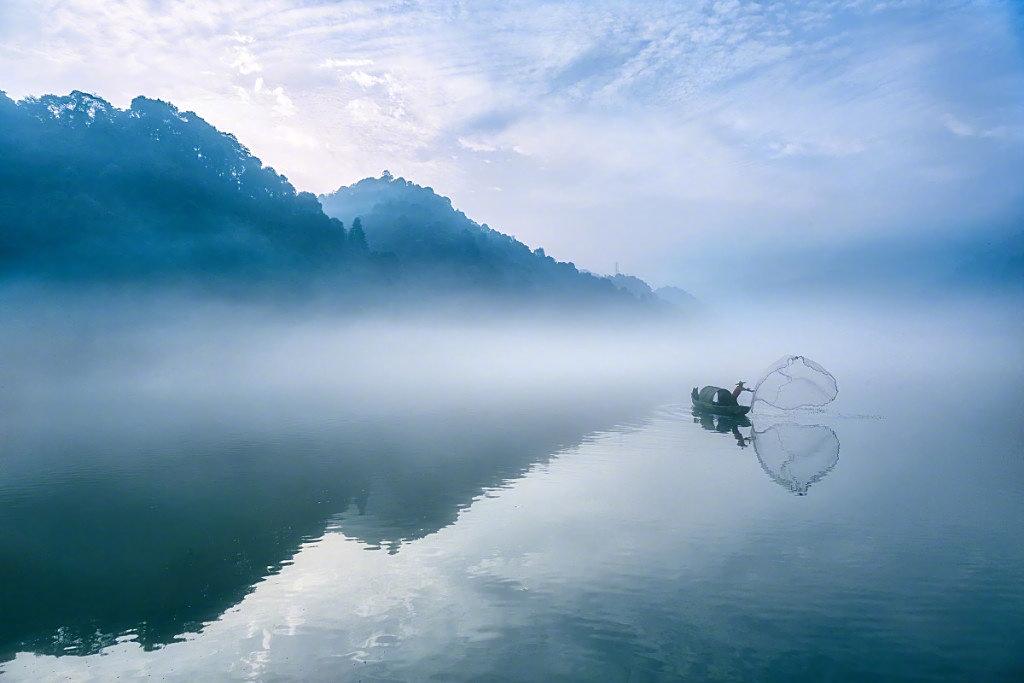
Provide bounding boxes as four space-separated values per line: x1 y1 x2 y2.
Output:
1 0 1022 290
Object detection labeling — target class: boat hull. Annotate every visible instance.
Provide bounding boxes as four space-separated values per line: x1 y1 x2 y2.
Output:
691 399 751 417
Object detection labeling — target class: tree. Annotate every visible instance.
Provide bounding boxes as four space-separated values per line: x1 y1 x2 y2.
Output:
349 216 368 251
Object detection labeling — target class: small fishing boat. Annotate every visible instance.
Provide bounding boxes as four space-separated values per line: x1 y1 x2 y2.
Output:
691 386 751 417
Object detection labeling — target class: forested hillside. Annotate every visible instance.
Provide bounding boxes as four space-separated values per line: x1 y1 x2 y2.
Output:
0 91 366 285
320 173 630 302
0 90 682 311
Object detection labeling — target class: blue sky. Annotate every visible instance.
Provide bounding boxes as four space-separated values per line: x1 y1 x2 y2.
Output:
1 0 1022 290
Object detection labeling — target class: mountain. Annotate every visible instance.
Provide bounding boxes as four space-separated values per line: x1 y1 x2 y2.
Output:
606 273 655 300
604 273 698 312
0 90 362 288
0 90 652 311
654 285 699 308
319 172 634 304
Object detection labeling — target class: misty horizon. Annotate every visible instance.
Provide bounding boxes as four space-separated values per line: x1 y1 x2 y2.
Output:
2 88 1020 301
1 2 1022 681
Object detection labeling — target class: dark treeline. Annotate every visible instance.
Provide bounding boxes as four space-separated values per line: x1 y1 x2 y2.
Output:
0 91 358 285
0 91 683 313
319 172 640 304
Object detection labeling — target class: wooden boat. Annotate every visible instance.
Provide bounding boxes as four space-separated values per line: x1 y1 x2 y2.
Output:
691 386 751 417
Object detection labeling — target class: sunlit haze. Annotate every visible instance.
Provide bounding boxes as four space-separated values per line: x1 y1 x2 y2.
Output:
3 0 1022 288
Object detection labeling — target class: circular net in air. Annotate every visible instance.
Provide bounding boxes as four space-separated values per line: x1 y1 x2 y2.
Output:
752 355 838 410
751 423 840 495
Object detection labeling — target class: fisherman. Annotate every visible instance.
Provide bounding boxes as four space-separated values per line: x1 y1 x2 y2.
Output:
732 381 752 401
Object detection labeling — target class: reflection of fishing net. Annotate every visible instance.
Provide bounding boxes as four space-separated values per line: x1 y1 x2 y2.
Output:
752 355 838 410
752 424 840 495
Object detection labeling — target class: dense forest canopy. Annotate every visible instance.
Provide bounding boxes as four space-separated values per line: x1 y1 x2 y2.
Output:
319 172 651 303
0 90 696 312
0 90 355 284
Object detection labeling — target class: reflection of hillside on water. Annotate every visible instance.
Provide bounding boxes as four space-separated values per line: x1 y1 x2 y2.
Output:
333 404 650 553
0 388 659 661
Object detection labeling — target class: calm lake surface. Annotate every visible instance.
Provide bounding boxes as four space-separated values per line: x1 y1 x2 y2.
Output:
1 307 1022 681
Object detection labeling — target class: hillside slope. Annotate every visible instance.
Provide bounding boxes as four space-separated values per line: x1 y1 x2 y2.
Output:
0 90 659 311
0 91 364 286
319 173 633 304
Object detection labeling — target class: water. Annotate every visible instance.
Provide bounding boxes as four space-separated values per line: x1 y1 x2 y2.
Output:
1 306 1022 681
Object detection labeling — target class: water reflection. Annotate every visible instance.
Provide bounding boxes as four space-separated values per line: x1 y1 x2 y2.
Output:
0 391 656 661
752 423 841 495
693 413 840 494
693 412 752 448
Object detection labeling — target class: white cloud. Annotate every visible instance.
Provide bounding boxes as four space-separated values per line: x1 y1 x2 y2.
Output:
271 88 295 117
457 137 498 153
346 98 382 122
943 112 1024 141
942 113 975 137
319 57 374 69
277 124 318 149
1 0 1022 280
347 70 385 88
253 76 295 117
231 47 261 75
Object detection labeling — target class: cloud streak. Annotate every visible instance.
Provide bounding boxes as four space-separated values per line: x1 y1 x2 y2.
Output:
1 0 1021 286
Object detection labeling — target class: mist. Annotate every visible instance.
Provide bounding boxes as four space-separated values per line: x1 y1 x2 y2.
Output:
2 283 1021 673
3 0 1023 676
3 285 1019 423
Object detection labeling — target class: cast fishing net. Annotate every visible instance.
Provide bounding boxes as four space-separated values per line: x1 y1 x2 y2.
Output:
752 355 838 410
751 423 840 495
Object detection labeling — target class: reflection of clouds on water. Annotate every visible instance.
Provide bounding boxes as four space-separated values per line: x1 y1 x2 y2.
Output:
751 423 840 496
0 385 659 660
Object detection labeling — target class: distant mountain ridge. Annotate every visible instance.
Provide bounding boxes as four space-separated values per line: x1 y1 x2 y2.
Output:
320 174 697 310
0 90 694 312
319 173 651 304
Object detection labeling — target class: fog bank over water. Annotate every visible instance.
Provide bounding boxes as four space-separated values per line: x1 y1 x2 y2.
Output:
2 287 1022 678
3 0 1022 675
2 289 1020 416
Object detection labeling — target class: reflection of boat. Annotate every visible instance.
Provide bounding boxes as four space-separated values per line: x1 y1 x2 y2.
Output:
693 410 752 448
694 412 750 432
691 386 751 417
752 423 840 496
